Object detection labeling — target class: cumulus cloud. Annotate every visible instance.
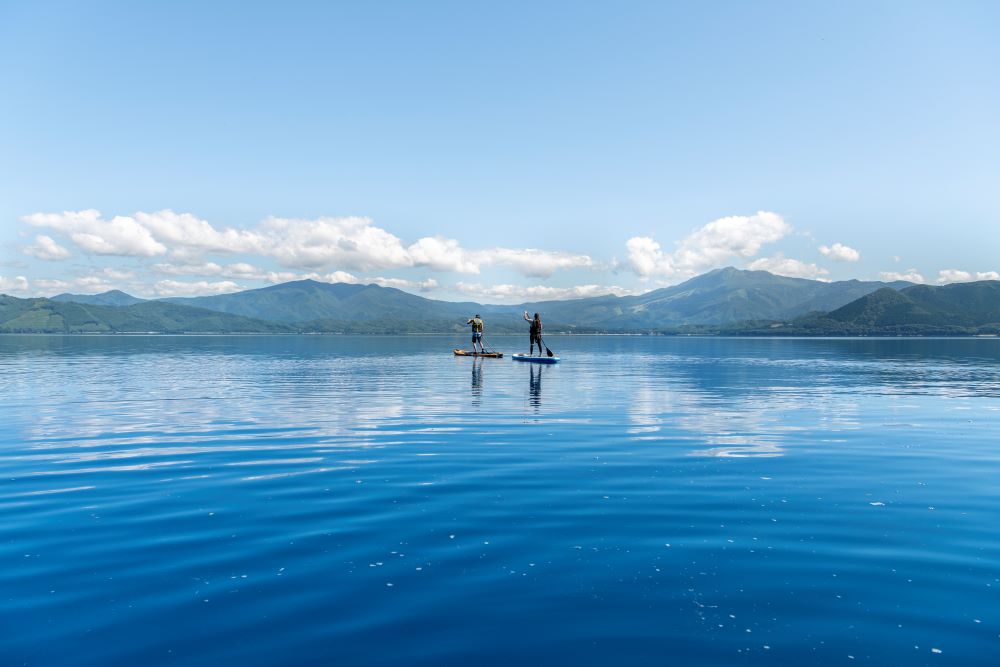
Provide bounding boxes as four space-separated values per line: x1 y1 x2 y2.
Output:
25 210 594 280
936 269 1000 284
153 280 242 297
316 271 357 284
23 210 167 256
880 270 926 284
372 277 440 292
473 248 595 278
627 211 790 279
455 282 634 303
0 275 30 293
818 242 860 262
134 210 263 254
748 254 830 280
404 236 478 273
262 216 413 271
24 235 72 261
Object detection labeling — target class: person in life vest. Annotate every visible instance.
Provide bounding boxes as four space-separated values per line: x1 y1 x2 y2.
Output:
524 311 543 356
466 314 486 354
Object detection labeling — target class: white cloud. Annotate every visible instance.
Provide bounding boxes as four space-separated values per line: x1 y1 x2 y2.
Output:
152 280 242 297
24 235 72 261
373 277 439 292
880 270 926 284
99 267 135 281
625 236 669 278
25 209 596 279
748 254 830 280
154 261 227 277
627 211 790 279
455 282 634 303
134 210 263 254
818 242 860 262
263 216 413 271
0 275 30 293
154 261 269 280
224 262 265 279
23 210 167 256
936 269 1000 284
406 236 478 273
316 271 359 284
473 248 595 278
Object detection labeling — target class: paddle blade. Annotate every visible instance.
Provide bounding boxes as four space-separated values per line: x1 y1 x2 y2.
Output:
545 346 554 357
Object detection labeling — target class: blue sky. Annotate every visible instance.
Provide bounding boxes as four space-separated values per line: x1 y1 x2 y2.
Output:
1 0 998 301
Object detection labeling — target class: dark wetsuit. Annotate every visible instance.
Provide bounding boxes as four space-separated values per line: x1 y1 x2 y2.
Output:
529 319 542 354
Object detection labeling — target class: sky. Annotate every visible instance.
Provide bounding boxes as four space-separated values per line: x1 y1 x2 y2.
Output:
1 0 998 302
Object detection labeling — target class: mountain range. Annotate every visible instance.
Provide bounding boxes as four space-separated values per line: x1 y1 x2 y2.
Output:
2 267 998 335
158 267 912 328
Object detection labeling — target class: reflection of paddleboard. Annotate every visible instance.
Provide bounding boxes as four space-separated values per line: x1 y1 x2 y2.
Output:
453 349 503 358
512 354 559 364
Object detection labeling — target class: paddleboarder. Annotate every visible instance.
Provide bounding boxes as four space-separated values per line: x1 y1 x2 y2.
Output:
524 311 543 356
466 314 486 354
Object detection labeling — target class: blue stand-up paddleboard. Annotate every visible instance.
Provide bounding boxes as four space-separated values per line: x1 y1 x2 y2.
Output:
512 354 559 364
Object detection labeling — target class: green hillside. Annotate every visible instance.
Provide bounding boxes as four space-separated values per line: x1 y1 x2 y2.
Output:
0 296 293 333
718 280 1000 336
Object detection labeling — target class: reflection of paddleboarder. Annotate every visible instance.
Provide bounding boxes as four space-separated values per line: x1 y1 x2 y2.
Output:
471 357 483 404
523 311 543 356
529 364 542 409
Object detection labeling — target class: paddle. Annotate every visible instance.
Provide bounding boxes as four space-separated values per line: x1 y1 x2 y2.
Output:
539 334 554 357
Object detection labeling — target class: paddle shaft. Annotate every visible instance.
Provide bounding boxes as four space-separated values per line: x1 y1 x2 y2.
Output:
538 333 554 357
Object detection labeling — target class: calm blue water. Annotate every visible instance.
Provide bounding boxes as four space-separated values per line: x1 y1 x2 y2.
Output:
1 335 999 666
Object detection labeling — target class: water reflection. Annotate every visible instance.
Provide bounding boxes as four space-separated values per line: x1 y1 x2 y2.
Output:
529 364 543 410
471 358 483 406
2 335 998 469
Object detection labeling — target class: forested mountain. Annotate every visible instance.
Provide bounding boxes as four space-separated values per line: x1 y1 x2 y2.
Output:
0 296 292 334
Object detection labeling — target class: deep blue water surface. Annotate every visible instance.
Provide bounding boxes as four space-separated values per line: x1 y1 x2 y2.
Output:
2 335 999 665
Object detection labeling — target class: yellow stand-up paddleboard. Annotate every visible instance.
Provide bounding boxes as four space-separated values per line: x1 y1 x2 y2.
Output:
454 349 503 358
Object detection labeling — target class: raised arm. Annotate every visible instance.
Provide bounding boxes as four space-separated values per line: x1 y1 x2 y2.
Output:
523 311 531 322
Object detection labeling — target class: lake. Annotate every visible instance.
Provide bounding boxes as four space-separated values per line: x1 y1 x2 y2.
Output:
1 335 998 665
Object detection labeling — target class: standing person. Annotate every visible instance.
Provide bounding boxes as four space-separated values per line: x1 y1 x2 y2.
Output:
523 311 543 356
466 314 485 354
